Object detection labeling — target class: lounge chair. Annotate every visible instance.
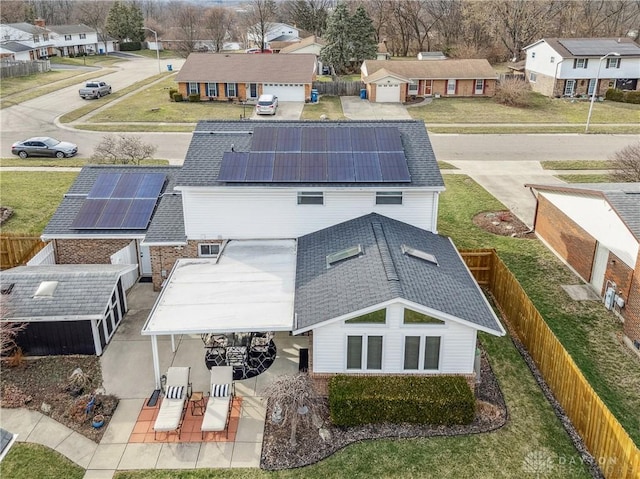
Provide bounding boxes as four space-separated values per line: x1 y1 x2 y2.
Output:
153 366 191 439
201 366 234 439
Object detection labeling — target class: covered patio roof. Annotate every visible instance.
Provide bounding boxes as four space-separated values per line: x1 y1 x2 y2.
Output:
142 239 296 336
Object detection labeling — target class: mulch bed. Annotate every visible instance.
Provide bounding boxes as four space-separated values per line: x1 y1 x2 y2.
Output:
473 210 536 239
261 350 508 470
0 356 118 443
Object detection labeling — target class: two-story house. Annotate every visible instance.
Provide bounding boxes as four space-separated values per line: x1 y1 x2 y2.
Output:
523 37 640 97
47 24 116 56
247 22 299 50
0 22 54 59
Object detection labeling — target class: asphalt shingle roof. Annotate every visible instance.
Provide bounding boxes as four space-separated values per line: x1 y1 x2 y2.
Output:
294 213 504 334
47 24 94 35
178 120 443 188
363 59 498 80
531 38 640 57
0 264 131 320
5 22 49 35
0 41 33 52
42 165 183 242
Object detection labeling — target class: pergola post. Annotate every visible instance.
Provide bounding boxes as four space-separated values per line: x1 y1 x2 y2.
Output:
151 334 161 389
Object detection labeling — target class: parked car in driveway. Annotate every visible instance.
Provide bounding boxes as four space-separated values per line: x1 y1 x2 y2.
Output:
256 94 278 115
11 137 78 158
79 81 112 99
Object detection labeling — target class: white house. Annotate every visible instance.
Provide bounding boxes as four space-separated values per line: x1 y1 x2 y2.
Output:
47 24 116 56
0 41 37 61
0 22 54 59
523 37 640 97
247 22 299 48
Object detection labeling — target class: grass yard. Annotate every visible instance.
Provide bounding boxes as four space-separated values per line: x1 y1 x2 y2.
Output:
556 174 612 183
2 443 84 479
129 49 181 60
409 96 640 124
0 171 78 233
74 124 196 132
301 95 346 120
439 176 640 447
541 160 613 170
50 55 123 68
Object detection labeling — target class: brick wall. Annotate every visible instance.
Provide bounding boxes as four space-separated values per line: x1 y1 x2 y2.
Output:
622 250 640 345
149 240 223 290
54 239 132 264
535 195 597 282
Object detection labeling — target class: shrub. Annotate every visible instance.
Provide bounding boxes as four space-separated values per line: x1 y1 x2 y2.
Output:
610 141 640 182
172 93 183 102
624 90 640 104
168 88 177 100
120 41 141 51
188 93 200 102
329 375 475 426
605 88 624 101
494 78 533 107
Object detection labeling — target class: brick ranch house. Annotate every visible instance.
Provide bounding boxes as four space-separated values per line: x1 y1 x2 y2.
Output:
526 182 640 349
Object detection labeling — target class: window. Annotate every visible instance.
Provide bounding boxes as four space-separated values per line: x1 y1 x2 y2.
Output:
327 245 363 268
564 79 576 96
574 58 588 69
347 335 383 370
206 82 218 97
531 52 536 59
550 56 555 63
529 72 537 82
606 57 620 69
447 79 456 94
376 191 403 205
198 243 220 257
587 78 597 96
403 309 444 324
345 309 385 324
408 82 418 94
80 33 86 39
297 191 323 205
226 83 237 97
64 35 72 41
33 35 40 43
401 244 438 265
403 336 441 370
188 82 199 95
474 79 484 94
43 34 49 41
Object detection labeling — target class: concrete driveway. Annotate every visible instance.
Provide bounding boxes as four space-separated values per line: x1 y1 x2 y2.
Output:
251 101 304 120
341 96 411 120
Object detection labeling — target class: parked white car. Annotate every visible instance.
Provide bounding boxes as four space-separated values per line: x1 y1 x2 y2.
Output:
256 94 278 115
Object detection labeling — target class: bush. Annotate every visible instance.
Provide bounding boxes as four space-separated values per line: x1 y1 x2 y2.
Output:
329 375 475 426
624 90 640 104
605 88 624 102
188 93 200 102
120 42 141 51
494 78 533 107
172 93 183 102
168 89 177 100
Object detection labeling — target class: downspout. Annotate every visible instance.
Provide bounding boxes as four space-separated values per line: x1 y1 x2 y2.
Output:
526 186 538 233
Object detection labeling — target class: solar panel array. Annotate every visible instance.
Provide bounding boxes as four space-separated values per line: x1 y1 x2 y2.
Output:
559 39 640 56
71 173 166 229
218 126 411 183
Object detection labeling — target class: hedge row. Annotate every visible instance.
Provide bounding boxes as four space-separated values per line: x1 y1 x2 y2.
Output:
329 375 475 426
605 88 640 104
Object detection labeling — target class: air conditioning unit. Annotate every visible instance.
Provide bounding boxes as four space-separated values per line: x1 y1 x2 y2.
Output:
614 295 625 309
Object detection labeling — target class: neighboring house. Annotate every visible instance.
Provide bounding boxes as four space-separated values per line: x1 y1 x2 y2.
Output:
361 59 498 103
247 22 299 49
280 35 327 72
0 264 134 356
0 22 54 59
526 182 640 348
376 42 390 60
0 41 37 61
417 51 447 60
47 23 116 56
523 37 640 97
174 53 317 102
294 213 505 381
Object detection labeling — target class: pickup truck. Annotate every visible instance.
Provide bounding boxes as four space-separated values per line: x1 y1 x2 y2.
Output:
79 81 112 99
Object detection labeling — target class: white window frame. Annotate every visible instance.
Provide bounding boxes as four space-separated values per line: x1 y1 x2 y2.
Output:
587 78 597 96
33 35 40 43
64 34 72 41
346 334 384 371
402 335 442 372
375 191 403 205
297 191 323 205
447 79 456 95
529 72 537 82
564 79 576 96
408 82 419 94
80 33 86 39
606 57 620 69
226 83 237 97
188 82 199 95
575 58 588 69
474 79 484 95
198 243 220 257
206 82 218 97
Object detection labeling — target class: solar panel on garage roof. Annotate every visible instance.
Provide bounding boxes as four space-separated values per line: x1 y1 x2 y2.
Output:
379 152 411 181
245 152 275 181
301 152 327 182
71 199 108 228
88 173 120 198
121 199 157 229
375 127 404 151
274 152 301 181
136 173 167 198
559 39 640 56
94 199 132 228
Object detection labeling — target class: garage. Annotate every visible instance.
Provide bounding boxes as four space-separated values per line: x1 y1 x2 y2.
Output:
375 83 401 103
263 83 306 102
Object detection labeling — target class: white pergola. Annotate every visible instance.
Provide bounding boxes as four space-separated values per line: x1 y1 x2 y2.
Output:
141 239 296 388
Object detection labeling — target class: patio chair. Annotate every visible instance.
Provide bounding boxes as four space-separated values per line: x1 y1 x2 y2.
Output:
153 366 191 439
201 366 234 439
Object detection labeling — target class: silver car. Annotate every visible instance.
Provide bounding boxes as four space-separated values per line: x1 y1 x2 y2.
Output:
256 94 278 115
11 137 78 159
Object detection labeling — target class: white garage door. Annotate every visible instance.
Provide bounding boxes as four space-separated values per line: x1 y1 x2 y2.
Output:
376 83 401 103
263 83 305 102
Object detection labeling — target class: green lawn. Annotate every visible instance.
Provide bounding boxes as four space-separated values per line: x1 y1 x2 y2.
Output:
0 172 78 233
2 443 84 479
439 176 640 447
50 55 123 68
427 125 640 134
556 174 613 183
409 96 640 124
301 95 346 120
541 160 613 170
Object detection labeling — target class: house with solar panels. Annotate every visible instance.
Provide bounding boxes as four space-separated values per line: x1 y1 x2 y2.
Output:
523 37 640 98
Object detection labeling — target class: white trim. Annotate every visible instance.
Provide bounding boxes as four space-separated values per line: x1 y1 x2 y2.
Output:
42 234 146 241
401 334 443 372
1 315 104 322
345 333 385 372
91 318 103 356
140 240 187 247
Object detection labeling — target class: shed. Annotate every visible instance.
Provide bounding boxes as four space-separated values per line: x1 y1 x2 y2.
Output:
0 264 135 356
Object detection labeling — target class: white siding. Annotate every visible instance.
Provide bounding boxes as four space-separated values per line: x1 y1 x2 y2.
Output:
525 42 564 77
312 302 477 375
182 188 438 239
541 191 638 268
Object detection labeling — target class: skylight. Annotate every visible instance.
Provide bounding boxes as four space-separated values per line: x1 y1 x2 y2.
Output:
401 244 438 266
34 281 58 298
326 244 363 268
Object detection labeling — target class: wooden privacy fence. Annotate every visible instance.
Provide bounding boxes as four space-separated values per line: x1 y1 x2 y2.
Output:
459 249 639 479
0 59 50 79
0 234 46 269
312 80 364 96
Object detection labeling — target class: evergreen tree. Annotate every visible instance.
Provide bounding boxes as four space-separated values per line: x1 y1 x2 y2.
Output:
349 6 377 65
106 1 144 43
319 2 351 74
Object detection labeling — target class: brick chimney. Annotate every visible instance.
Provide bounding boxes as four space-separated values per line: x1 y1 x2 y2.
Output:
34 18 45 27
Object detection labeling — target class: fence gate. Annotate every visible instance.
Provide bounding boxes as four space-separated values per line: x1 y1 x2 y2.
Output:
26 242 55 265
110 240 139 290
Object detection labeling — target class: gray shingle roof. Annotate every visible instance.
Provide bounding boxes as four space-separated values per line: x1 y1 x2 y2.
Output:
5 23 49 35
178 120 443 188
42 165 183 242
0 264 131 321
530 38 640 57
0 41 34 52
47 24 94 35
294 213 504 334
363 59 498 80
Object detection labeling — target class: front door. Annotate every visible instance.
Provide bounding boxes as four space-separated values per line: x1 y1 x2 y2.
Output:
139 243 152 276
587 78 597 96
424 80 433 95
248 83 258 100
590 242 608 295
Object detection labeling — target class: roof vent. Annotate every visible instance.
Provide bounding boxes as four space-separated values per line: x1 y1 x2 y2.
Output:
1 283 15 295
401 244 438 266
34 281 58 298
327 244 363 268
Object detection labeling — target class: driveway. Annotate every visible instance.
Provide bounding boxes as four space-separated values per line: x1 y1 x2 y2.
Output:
341 96 411 120
250 101 304 120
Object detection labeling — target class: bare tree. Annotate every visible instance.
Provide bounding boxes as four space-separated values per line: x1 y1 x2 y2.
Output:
610 142 640 182
202 6 235 52
243 0 277 51
76 1 113 55
91 135 157 165
173 2 203 57
0 295 26 358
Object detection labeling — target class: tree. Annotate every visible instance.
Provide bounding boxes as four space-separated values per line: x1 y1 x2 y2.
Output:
320 3 353 74
76 1 112 55
106 1 144 43
281 0 330 37
203 6 235 52
349 6 377 66
610 142 640 182
173 3 203 57
91 135 157 165
244 0 277 51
